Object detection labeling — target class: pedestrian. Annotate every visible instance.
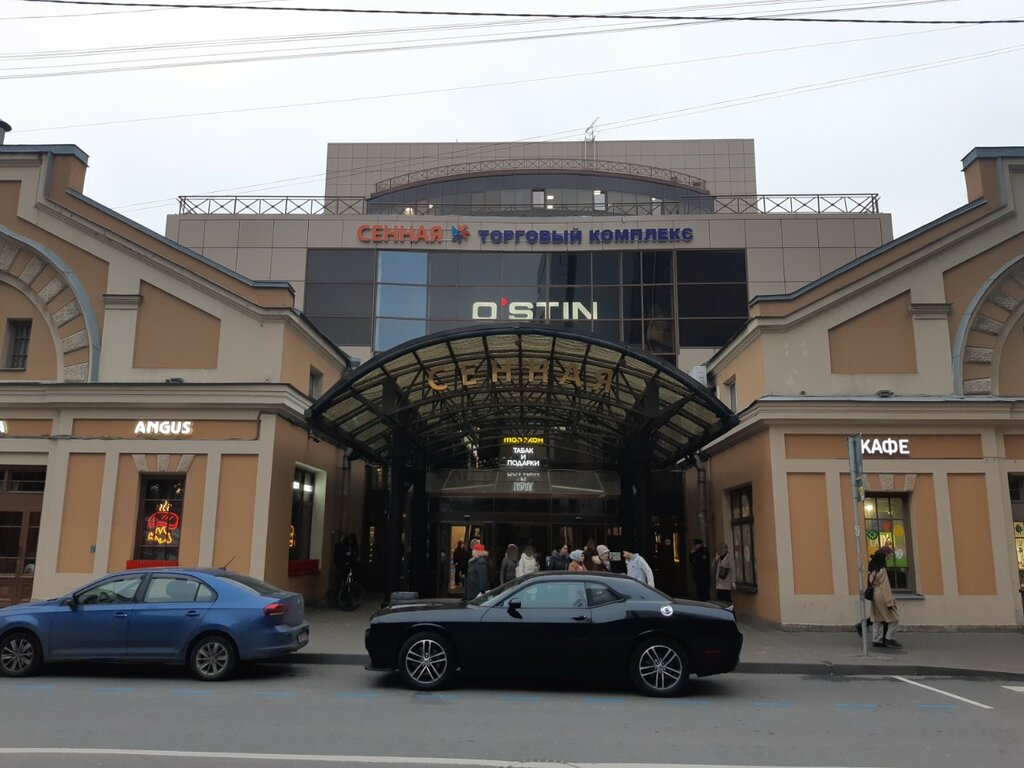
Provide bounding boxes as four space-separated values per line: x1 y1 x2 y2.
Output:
623 549 655 587
592 544 612 572
500 543 519 584
867 546 901 648
712 543 735 602
516 544 539 577
689 538 711 601
464 541 491 600
582 538 597 570
335 532 359 581
452 540 468 586
550 543 571 570
568 549 587 572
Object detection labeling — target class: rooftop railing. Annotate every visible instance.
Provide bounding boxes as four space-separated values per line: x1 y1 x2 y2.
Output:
177 194 880 217
372 157 709 195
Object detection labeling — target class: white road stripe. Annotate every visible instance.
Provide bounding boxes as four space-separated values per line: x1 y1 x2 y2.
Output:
0 749 887 768
892 676 993 710
1004 686 1024 693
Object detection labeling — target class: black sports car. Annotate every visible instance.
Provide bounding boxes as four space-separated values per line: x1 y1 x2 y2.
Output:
365 571 742 697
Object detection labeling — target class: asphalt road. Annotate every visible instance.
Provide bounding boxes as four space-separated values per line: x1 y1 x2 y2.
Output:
0 662 1021 768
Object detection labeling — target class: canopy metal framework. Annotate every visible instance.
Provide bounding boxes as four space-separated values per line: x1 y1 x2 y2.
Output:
309 326 737 470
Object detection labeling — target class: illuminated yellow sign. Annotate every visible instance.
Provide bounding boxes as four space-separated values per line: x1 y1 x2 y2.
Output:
289 525 296 549
145 500 180 545
424 360 613 395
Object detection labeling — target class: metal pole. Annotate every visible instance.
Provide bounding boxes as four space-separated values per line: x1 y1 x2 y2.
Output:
848 435 869 657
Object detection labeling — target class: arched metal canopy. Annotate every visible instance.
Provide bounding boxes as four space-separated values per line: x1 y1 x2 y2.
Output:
309 326 737 469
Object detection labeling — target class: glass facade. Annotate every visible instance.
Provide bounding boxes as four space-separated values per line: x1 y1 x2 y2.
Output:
367 173 712 216
305 248 748 359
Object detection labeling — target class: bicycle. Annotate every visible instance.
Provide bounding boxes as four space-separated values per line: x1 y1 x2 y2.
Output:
336 564 364 611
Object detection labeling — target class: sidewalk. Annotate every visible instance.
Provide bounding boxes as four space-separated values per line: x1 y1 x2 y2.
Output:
295 596 1024 679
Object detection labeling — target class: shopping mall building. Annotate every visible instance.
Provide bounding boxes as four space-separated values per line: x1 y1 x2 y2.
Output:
2 124 1023 628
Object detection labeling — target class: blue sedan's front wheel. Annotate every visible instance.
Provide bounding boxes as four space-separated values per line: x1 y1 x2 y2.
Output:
188 634 238 682
0 631 42 678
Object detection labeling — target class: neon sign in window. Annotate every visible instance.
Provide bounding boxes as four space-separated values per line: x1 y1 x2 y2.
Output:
136 476 185 561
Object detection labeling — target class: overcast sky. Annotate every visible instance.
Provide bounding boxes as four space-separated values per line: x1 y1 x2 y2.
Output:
3 0 1023 237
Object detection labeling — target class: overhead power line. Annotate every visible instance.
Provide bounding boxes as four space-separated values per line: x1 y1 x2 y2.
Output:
13 0 1024 24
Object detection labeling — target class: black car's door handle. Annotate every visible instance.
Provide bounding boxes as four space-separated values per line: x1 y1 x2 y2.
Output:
572 615 589 622
185 610 200 617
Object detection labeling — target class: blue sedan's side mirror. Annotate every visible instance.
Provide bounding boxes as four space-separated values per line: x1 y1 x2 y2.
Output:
63 595 78 609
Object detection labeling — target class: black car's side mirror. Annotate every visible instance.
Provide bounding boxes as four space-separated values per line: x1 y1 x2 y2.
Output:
507 598 522 615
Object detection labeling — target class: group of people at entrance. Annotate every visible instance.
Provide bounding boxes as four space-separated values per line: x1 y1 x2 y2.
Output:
689 539 736 603
454 538 665 600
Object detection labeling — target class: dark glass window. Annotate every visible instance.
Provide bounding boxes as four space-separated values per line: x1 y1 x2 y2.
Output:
458 253 501 285
550 253 591 285
643 286 673 319
677 284 749 318
502 253 547 285
4 320 31 370
306 249 375 283
135 475 186 562
644 318 675 354
622 252 642 285
623 320 643 348
548 286 592 307
304 284 373 318
143 576 210 603
592 252 620 285
77 575 144 605
375 318 426 350
291 468 315 561
377 284 427 318
8 469 45 493
592 287 621 320
456 286 503 319
622 286 642 320
591 320 621 341
427 287 460 319
642 251 673 284
678 318 747 347
307 317 371 346
730 486 756 587
378 250 427 284
429 252 460 284
677 250 747 283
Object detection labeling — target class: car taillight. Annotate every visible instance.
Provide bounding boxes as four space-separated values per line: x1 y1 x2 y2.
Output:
264 602 289 616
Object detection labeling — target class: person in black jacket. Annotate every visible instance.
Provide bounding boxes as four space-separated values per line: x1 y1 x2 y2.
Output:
689 538 711 601
464 542 491 600
499 543 519 584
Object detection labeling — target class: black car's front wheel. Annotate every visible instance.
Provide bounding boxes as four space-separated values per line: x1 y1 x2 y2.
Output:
0 631 42 678
397 631 454 691
188 634 238 682
630 637 688 697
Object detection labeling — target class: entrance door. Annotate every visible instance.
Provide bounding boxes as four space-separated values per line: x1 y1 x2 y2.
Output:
0 509 40 607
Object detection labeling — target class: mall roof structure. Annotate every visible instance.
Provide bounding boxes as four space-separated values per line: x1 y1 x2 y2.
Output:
310 326 737 469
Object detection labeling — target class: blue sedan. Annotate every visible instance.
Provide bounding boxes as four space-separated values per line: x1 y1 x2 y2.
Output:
0 567 309 681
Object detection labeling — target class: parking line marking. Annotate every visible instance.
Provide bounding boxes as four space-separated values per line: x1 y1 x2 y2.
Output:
94 687 135 693
335 692 378 699
893 676 993 710
919 703 959 711
671 699 711 706
751 701 793 708
581 696 626 704
1004 686 1024 693
413 693 459 702
172 689 214 696
14 684 55 690
254 691 296 698
833 703 877 710
499 694 543 701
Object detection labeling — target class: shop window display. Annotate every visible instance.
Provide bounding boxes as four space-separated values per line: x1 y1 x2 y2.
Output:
291 468 316 561
863 494 912 590
135 476 185 562
729 486 756 587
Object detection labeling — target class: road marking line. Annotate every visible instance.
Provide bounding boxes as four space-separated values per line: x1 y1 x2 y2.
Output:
94 687 135 692
1004 686 1024 693
751 701 793 708
254 691 296 697
171 689 214 696
833 703 877 710
334 692 378 699
919 703 958 710
498 694 543 701
671 699 711 706
0 749 890 767
582 696 626 703
892 676 993 710
14 684 55 690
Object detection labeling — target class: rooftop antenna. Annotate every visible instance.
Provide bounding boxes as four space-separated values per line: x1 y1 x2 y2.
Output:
584 117 599 164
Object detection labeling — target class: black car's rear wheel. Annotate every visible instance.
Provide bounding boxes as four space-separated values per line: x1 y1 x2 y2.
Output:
0 631 42 678
630 637 688 697
188 634 238 682
398 631 454 691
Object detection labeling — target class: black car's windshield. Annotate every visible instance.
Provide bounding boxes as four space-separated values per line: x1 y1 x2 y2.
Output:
465 575 528 606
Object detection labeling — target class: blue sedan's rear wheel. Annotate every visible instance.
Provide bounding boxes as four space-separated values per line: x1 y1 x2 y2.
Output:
188 634 238 682
0 631 42 678
398 631 454 691
630 637 688 697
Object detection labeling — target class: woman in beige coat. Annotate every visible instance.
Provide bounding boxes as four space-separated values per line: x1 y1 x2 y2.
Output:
867 547 901 648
